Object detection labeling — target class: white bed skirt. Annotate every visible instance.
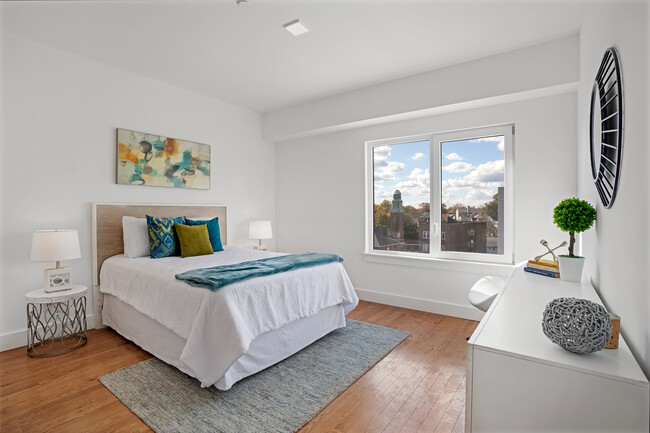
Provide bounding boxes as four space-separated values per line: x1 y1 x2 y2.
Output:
102 293 347 390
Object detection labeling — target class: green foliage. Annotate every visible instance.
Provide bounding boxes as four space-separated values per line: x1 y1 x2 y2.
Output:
373 200 391 228
404 220 419 240
553 198 596 233
403 205 420 240
553 198 596 257
403 205 418 218
481 193 499 220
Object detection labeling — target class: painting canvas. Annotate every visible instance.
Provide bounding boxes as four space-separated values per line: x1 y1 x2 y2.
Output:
117 128 211 190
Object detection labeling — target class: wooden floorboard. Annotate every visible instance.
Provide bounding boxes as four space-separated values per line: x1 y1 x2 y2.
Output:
0 300 477 433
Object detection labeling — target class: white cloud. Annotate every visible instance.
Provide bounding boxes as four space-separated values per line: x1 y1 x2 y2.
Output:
373 145 390 162
445 152 463 161
466 160 505 184
373 145 406 181
411 152 425 160
408 167 425 179
394 168 430 206
465 188 497 202
467 136 505 151
374 161 405 181
374 189 394 203
443 161 475 173
442 191 457 203
441 187 498 207
442 160 504 189
469 137 500 143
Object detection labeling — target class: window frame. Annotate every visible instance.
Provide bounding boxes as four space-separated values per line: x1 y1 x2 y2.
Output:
365 124 514 265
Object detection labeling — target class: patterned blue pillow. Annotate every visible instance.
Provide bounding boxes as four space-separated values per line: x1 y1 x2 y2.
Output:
186 217 224 252
146 215 187 258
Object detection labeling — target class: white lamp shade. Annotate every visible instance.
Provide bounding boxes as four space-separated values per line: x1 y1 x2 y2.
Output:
31 230 81 262
249 220 273 240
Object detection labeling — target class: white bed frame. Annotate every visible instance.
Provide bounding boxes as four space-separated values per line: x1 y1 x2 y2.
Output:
91 203 228 329
90 202 351 389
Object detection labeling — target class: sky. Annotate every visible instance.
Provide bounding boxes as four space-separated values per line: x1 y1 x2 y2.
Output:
373 136 504 208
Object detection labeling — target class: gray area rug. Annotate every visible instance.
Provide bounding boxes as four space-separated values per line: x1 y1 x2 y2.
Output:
99 319 409 433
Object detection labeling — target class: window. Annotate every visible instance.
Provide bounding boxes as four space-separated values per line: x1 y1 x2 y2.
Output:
366 125 514 264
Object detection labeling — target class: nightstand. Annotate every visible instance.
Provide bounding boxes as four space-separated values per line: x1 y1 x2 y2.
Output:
25 285 88 357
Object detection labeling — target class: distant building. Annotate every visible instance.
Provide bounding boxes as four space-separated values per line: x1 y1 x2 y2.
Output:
455 206 481 222
441 221 488 253
373 226 403 251
418 212 431 253
388 190 404 241
486 237 499 254
418 212 488 253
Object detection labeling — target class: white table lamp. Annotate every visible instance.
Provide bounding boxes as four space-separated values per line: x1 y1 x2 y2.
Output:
249 220 272 250
31 229 81 292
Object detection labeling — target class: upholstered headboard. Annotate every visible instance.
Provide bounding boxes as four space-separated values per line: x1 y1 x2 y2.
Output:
91 203 227 328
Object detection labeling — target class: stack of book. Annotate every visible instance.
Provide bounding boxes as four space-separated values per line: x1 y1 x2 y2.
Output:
524 259 560 278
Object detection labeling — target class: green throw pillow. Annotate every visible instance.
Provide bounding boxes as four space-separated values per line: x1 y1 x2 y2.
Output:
175 224 214 258
147 215 186 258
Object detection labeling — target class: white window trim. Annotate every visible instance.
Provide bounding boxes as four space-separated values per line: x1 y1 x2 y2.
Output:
362 251 514 276
365 124 514 266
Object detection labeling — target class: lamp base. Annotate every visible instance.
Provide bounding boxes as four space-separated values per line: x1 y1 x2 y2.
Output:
44 267 73 292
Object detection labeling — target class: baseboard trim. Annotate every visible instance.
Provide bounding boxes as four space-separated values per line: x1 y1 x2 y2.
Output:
355 289 484 321
0 314 95 352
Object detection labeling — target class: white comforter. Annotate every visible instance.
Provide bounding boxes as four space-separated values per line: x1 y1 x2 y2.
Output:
100 246 358 387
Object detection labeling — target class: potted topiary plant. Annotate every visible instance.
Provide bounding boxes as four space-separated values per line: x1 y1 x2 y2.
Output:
553 198 597 281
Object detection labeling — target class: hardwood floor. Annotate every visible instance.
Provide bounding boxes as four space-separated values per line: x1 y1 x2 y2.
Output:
0 301 478 433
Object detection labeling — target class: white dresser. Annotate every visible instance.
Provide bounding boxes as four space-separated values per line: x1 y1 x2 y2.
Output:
466 265 649 432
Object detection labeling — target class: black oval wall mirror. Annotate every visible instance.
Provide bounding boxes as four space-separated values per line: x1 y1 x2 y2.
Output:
589 47 623 209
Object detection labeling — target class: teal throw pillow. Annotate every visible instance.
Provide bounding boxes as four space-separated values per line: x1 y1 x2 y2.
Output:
146 215 187 258
186 217 224 252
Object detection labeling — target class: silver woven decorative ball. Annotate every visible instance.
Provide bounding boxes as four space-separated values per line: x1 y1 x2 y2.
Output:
541 297 612 354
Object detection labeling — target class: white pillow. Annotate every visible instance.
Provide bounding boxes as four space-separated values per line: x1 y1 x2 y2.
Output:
122 216 150 258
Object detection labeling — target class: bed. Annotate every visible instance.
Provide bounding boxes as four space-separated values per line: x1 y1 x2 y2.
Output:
91 203 358 390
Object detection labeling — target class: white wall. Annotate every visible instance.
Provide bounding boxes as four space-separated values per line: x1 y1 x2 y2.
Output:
275 92 577 319
578 3 650 376
0 33 275 350
264 35 578 142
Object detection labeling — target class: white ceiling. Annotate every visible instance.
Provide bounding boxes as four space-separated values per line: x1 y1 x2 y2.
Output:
1 1 586 113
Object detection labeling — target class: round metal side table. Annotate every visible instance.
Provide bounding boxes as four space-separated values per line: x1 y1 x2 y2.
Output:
25 285 88 357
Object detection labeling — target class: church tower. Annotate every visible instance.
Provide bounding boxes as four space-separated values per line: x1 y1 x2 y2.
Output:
388 190 405 241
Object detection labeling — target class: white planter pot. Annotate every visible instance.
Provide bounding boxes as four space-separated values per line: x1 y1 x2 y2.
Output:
558 256 585 282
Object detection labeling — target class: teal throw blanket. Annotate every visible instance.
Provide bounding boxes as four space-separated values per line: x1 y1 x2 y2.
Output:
175 252 344 291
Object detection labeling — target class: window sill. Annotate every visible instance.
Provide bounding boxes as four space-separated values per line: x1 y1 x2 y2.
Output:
363 251 514 276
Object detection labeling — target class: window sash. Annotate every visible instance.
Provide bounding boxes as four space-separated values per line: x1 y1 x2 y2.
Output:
430 125 513 264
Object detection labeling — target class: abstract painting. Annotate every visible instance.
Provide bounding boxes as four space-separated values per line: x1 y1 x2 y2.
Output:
117 128 211 190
